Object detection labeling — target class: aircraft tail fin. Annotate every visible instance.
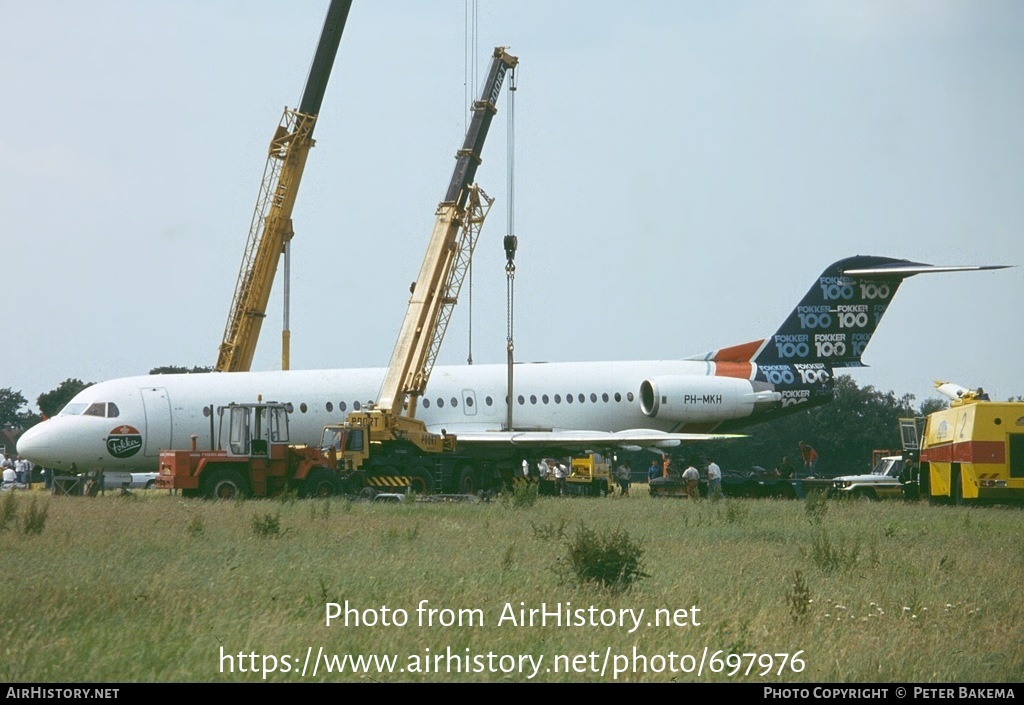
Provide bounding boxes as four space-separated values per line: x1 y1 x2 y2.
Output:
690 256 1008 369
753 255 1008 368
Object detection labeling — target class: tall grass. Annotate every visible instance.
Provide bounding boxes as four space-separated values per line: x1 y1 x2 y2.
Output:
0 487 1020 682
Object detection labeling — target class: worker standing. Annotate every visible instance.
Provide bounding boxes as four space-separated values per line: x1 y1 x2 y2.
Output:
615 460 632 496
707 459 723 500
648 459 661 484
554 461 567 496
537 458 550 479
799 441 819 477
682 464 700 499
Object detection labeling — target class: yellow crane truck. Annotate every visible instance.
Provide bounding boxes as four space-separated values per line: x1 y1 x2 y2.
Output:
321 47 519 496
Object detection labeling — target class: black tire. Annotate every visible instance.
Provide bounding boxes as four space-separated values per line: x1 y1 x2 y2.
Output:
359 486 378 500
301 467 341 498
407 466 433 495
853 488 876 502
346 471 367 495
144 479 156 490
458 466 476 494
202 467 250 500
952 466 965 506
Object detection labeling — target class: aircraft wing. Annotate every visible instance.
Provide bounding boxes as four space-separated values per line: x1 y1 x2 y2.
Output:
442 428 743 453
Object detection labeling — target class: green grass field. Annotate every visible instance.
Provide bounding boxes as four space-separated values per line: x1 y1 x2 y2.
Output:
0 485 1020 683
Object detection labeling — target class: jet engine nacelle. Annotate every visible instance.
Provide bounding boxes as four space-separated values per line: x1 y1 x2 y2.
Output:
639 375 781 423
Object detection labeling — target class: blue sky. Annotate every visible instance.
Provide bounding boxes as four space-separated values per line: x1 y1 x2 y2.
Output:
2 0 1022 410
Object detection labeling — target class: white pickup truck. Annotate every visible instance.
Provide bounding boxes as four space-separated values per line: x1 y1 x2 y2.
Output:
102 471 159 490
827 455 915 500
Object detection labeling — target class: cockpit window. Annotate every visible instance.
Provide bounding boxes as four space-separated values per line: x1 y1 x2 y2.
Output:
60 402 119 418
84 403 107 417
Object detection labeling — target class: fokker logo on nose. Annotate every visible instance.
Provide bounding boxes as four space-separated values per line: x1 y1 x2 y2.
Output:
107 425 142 459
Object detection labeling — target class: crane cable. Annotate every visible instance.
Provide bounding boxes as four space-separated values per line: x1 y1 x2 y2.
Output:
465 0 479 365
505 66 517 350
503 65 518 431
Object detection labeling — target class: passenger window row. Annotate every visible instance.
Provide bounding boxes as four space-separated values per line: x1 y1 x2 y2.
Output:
291 392 637 413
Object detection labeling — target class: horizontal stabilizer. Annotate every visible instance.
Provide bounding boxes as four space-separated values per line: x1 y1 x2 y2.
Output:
843 262 1011 277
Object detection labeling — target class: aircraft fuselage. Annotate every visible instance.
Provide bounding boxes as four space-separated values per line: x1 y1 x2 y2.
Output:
17 359 778 473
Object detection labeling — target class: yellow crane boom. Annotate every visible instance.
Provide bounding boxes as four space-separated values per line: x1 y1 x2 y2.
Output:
337 46 518 463
377 47 518 416
215 0 352 372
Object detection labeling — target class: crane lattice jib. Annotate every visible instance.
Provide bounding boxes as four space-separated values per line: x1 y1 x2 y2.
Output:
216 108 316 372
375 47 518 414
413 185 493 400
215 0 351 373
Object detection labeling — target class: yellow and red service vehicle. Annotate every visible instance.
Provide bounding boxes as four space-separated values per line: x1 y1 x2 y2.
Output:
918 396 1024 505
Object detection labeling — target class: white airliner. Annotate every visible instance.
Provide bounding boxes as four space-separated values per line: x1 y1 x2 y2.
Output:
17 255 1006 477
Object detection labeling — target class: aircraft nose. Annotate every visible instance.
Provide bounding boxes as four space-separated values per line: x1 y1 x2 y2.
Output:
16 423 62 468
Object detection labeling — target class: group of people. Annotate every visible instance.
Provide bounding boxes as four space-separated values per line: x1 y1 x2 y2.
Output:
642 455 724 500
517 439 823 500
627 438 823 500
524 457 572 496
774 441 818 479
797 441 818 476
0 453 32 487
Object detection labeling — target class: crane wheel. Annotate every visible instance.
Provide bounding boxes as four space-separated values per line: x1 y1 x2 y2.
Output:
301 468 341 498
346 471 367 495
458 466 476 494
408 467 433 495
202 468 250 501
